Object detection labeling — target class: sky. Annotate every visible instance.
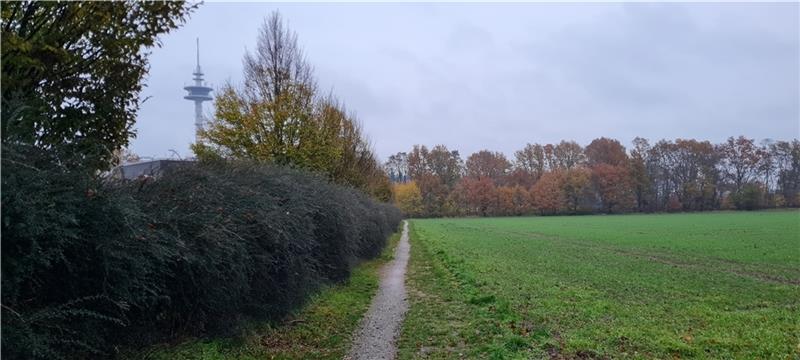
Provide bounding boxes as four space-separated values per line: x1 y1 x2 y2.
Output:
131 2 800 161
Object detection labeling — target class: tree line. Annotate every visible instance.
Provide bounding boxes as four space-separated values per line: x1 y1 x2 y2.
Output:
386 136 800 217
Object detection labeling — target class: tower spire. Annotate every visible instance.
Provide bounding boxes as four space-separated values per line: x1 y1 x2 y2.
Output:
184 37 213 144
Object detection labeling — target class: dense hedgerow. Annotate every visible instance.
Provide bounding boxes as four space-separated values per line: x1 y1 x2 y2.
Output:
1 146 402 359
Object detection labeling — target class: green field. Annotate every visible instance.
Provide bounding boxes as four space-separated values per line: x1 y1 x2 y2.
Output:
398 211 800 359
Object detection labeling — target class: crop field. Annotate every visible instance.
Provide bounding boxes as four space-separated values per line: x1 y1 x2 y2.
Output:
398 211 800 359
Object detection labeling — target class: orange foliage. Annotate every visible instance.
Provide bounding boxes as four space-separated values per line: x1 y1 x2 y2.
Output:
531 171 565 215
591 164 635 213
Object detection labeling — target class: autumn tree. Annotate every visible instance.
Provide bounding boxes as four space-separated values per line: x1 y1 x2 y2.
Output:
562 168 593 213
643 139 720 211
585 137 628 167
629 137 653 211
771 140 800 206
718 136 761 193
1 1 195 170
673 139 719 211
592 164 635 213
531 171 565 215
505 168 537 189
553 140 586 170
543 143 557 170
196 12 319 164
494 186 515 216
510 185 533 215
427 145 463 187
393 181 423 217
407 145 430 180
460 177 497 216
195 12 390 199
465 150 511 183
392 136 798 217
514 143 546 180
404 144 463 215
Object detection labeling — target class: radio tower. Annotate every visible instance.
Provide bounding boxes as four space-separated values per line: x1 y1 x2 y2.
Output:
184 38 213 142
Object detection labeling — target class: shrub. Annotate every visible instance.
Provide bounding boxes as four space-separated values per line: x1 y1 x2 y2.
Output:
731 183 765 210
1 146 401 359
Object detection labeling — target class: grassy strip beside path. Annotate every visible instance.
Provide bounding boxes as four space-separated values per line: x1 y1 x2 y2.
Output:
133 231 402 360
397 223 548 359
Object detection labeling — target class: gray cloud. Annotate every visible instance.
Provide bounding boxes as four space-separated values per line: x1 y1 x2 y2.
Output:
131 3 799 160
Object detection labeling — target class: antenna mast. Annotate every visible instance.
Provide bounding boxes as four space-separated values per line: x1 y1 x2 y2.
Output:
183 37 213 143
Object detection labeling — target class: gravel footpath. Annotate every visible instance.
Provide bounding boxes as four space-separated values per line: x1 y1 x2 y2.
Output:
345 221 410 360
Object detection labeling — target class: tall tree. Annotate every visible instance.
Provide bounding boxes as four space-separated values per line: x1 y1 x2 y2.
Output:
553 140 586 170
592 164 635 213
585 137 628 167
531 171 565 215
427 145 463 188
196 12 389 199
718 136 761 193
460 177 497 216
406 145 430 180
514 143 546 180
1 1 195 170
384 152 409 183
561 168 593 213
197 12 319 164
771 140 800 206
543 143 557 170
629 137 653 211
465 150 511 183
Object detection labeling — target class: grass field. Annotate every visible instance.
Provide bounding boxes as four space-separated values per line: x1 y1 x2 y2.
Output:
398 211 800 359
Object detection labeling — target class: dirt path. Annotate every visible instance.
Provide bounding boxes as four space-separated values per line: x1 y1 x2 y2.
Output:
345 221 410 360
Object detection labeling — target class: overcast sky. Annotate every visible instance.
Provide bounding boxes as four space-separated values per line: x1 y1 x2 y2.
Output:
131 2 799 161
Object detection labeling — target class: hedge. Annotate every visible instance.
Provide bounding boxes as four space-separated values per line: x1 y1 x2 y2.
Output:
1 145 402 359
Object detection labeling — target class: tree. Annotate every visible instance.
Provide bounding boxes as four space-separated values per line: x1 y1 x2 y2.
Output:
629 137 653 211
494 186 515 216
673 139 719 211
460 177 497 216
197 12 319 165
531 171 565 215
543 143 557 170
771 140 800 207
731 183 765 210
384 152 409 183
1 1 195 170
585 137 628 167
195 12 389 199
646 138 719 212
407 145 430 180
718 136 761 193
416 173 452 217
514 143 546 180
553 140 585 170
505 168 537 189
404 144 462 216
427 145 463 188
592 164 635 213
393 181 423 217
465 150 511 183
561 168 593 213
510 185 533 215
